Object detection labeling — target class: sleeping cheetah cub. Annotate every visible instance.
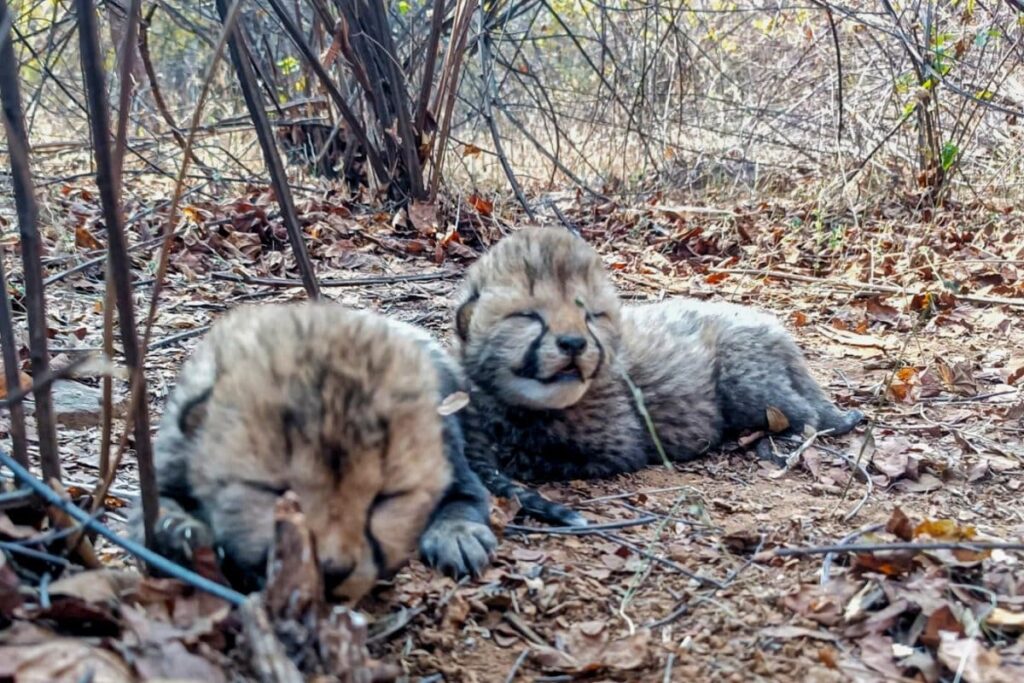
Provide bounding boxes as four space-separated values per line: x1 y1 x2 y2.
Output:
454 227 864 526
132 302 495 603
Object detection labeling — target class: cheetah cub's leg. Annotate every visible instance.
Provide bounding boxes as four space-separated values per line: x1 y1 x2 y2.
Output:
419 415 497 578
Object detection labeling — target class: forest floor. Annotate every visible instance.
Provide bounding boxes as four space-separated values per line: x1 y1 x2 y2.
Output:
1 184 1022 682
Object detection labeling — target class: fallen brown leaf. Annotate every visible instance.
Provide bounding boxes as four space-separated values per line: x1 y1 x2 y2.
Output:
0 639 134 682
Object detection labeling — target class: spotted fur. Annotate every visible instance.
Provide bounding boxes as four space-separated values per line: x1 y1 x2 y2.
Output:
454 227 864 525
131 302 494 603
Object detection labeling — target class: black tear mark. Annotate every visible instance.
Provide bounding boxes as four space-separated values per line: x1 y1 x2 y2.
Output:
177 386 213 437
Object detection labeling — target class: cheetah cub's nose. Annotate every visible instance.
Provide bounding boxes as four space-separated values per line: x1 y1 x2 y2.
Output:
556 334 588 356
321 562 354 596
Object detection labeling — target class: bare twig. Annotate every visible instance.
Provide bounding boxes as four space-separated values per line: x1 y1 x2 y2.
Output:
214 0 320 299
818 444 873 522
0 249 28 467
76 0 158 544
776 540 1024 557
504 648 530 683
0 0 61 481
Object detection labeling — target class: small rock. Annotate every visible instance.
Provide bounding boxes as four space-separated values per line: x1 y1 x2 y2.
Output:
26 380 128 429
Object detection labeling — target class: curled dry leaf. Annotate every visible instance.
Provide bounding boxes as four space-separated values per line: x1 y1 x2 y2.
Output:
437 391 470 416
885 507 915 541
407 201 438 236
765 405 790 433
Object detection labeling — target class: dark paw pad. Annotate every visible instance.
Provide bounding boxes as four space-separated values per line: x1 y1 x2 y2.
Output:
153 509 216 567
420 519 497 579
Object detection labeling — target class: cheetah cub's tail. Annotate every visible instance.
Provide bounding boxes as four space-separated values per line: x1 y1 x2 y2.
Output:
478 468 588 528
792 361 866 436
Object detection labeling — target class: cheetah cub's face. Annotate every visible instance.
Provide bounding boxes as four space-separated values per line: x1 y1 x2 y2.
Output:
183 304 453 604
455 227 621 409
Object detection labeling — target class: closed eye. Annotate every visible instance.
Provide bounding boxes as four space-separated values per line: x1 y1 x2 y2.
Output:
587 311 609 320
371 490 411 511
505 311 545 324
236 480 289 496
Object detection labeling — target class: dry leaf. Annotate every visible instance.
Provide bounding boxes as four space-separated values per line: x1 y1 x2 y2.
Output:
936 633 1017 683
437 391 470 416
766 406 790 433
985 607 1024 630
705 272 729 285
0 640 134 682
467 195 493 216
407 201 438 236
75 226 103 250
462 143 483 157
0 371 32 400
533 622 650 673
885 507 915 541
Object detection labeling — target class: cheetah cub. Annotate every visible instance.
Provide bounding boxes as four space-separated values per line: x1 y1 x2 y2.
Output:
132 301 495 603
454 227 864 526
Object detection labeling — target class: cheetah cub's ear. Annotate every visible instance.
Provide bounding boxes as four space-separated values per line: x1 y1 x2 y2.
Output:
133 302 476 604
455 288 479 342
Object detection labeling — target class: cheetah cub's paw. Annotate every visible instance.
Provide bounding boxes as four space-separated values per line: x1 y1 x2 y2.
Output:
152 502 217 568
420 519 497 579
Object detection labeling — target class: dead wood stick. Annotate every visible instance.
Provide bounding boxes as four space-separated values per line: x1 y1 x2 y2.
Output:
711 267 1024 308
239 596 305 683
211 270 458 288
776 539 1024 557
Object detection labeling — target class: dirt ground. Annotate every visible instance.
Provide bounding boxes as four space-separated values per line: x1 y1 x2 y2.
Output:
2 189 1023 681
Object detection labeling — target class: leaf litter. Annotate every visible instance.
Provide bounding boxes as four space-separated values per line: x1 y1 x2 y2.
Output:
1 185 1023 680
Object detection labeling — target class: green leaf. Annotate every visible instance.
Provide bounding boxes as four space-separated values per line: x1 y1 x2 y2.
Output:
277 55 300 75
941 142 958 171
397 0 411 14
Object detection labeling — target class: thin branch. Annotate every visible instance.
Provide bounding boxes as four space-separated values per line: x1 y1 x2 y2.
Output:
0 250 29 467
0 0 61 482
476 13 533 218
776 540 1024 557
76 0 158 544
263 0 389 186
214 0 320 299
